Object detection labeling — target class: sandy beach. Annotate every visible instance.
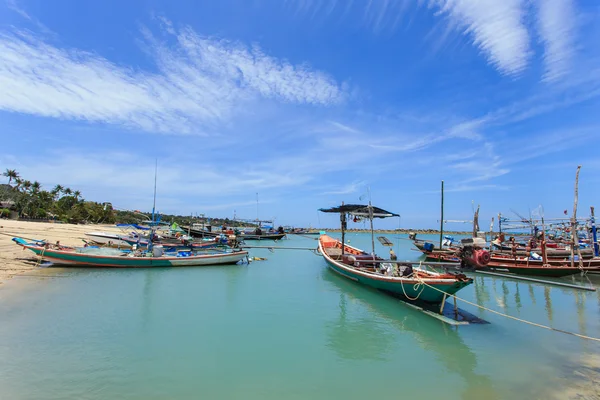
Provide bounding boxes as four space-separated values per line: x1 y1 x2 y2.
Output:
0 220 122 285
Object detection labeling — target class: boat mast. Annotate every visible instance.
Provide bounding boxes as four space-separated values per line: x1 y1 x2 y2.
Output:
369 201 375 257
149 159 158 252
340 201 346 256
151 159 157 225
439 180 444 249
591 206 599 257
571 166 582 268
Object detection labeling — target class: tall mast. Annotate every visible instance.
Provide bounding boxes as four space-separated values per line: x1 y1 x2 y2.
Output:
571 166 582 268
369 201 375 257
256 192 259 223
340 201 345 256
439 180 444 249
591 206 599 257
151 159 157 224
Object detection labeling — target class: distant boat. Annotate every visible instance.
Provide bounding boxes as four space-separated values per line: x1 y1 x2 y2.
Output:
13 238 248 268
237 232 286 241
318 204 473 304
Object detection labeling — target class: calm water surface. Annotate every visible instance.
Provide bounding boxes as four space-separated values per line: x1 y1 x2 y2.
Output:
1 233 599 399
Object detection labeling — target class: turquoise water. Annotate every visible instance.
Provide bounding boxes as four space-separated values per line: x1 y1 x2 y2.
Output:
1 233 599 399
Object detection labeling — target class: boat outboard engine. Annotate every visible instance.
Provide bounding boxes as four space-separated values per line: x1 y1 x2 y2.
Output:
457 237 490 269
408 232 417 240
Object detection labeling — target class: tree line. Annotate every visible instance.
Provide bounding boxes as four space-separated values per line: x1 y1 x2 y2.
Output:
1 169 116 224
2 169 257 227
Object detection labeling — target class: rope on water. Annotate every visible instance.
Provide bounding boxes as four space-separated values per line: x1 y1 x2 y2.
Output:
417 278 600 342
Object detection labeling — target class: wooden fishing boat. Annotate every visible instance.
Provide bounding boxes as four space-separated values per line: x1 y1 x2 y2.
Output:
319 235 472 303
484 255 599 276
318 204 473 304
13 238 248 268
237 232 286 241
85 231 145 247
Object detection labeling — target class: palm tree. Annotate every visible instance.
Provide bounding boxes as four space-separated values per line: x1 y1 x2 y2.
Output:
64 187 73 196
73 190 82 201
14 177 23 192
52 184 64 197
3 169 19 186
22 180 32 193
31 181 41 194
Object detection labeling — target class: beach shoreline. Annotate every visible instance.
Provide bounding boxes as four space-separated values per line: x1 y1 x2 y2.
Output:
0 220 123 285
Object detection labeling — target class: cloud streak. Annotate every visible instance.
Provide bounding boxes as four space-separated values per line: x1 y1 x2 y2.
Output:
0 23 344 135
536 0 577 82
430 0 530 76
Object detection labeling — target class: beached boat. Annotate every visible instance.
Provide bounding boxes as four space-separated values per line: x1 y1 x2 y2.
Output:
318 204 473 304
13 237 248 268
85 231 146 247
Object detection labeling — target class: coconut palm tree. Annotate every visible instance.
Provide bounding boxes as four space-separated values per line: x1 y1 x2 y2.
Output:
3 169 19 186
31 181 41 194
52 184 64 197
64 187 72 196
14 177 23 192
22 180 32 193
73 190 82 201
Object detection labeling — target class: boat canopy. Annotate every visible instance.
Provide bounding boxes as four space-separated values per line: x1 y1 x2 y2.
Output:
319 204 399 218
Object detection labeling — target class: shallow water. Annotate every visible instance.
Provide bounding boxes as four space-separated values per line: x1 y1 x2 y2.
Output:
1 233 599 399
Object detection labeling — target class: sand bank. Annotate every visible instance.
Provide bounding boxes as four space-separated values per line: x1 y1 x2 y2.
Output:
0 220 122 285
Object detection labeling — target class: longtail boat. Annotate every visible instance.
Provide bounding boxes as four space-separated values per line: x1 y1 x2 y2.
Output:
13 238 248 268
318 204 473 304
237 232 286 241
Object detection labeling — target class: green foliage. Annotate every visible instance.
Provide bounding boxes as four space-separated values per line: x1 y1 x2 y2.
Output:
0 208 10 217
2 168 252 226
1 168 116 224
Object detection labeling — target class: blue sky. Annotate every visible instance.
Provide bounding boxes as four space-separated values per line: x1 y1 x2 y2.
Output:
0 0 599 229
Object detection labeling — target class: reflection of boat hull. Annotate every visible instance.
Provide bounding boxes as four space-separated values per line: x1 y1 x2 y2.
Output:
319 235 472 304
14 238 248 268
239 233 286 241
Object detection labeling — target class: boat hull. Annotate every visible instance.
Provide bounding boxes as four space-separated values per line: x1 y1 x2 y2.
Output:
319 236 472 304
85 232 135 247
484 265 581 277
239 233 286 241
19 242 248 268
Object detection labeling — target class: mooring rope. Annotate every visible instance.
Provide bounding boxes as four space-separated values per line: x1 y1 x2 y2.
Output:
417 278 600 342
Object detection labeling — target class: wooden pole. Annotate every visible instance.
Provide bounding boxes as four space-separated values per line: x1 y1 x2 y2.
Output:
341 201 345 257
571 166 582 269
369 202 375 258
591 206 599 257
439 180 444 249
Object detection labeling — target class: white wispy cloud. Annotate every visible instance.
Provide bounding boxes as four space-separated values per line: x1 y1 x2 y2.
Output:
0 22 344 135
322 180 366 195
5 0 52 34
536 0 577 82
430 0 531 76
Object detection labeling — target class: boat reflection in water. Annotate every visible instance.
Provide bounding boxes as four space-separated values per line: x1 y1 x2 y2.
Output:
321 269 499 400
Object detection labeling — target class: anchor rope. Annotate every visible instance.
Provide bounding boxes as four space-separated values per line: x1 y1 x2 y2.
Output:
416 277 600 342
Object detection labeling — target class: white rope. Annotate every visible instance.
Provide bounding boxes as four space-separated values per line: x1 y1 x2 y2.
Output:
416 277 600 342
